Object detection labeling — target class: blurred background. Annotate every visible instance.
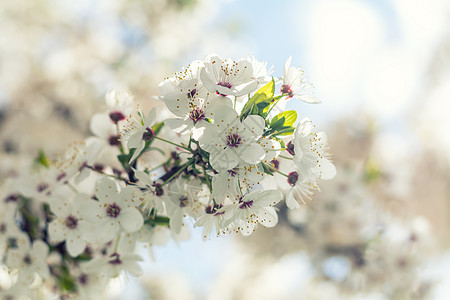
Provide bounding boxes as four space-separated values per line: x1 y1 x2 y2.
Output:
1 0 450 299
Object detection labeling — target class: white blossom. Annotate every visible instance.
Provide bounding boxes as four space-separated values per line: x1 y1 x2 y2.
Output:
281 56 321 103
82 177 144 243
219 190 282 236
199 105 266 171
120 108 157 163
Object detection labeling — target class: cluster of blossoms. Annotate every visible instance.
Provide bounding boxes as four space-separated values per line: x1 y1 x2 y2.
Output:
0 55 335 298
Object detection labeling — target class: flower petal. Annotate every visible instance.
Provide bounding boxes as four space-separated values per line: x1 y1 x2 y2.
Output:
240 143 265 165
119 208 144 233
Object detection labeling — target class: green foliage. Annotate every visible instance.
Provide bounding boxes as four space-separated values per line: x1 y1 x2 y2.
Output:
57 265 77 293
270 110 297 127
34 150 50 168
240 78 275 120
263 110 297 137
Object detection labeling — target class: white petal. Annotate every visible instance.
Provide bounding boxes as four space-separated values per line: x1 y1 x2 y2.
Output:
129 141 145 163
254 190 283 207
240 220 256 236
240 143 265 165
256 206 278 228
165 118 190 133
101 221 120 242
169 208 183 234
127 132 143 149
118 231 136 252
200 67 218 93
48 221 66 242
319 158 336 180
212 172 228 201
95 177 120 204
284 56 292 80
144 108 157 127
120 186 142 208
66 232 86 257
286 189 300 209
119 208 144 233
31 240 48 259
204 95 232 118
297 94 321 104
242 115 265 138
134 170 153 186
234 80 258 96
90 113 114 138
209 148 240 171
79 200 103 222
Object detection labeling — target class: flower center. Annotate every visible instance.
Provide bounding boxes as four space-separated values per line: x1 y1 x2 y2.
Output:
286 141 295 155
287 171 299 186
187 89 197 99
5 194 18 203
239 200 253 210
109 135 121 146
271 159 280 170
179 196 189 208
106 203 121 218
228 168 238 177
37 182 49 193
153 183 164 196
24 255 32 265
109 111 126 124
216 82 233 96
142 127 155 141
109 253 122 265
226 134 242 148
281 84 294 98
64 215 78 229
205 203 224 215
79 273 89 286
189 108 205 124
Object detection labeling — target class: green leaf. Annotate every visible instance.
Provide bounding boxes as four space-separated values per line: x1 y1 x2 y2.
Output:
256 102 270 111
34 150 50 168
118 153 131 166
270 117 285 131
274 126 295 136
270 110 297 127
240 78 275 119
58 265 77 293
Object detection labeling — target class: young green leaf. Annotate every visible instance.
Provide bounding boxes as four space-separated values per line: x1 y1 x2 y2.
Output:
240 78 275 119
271 110 297 127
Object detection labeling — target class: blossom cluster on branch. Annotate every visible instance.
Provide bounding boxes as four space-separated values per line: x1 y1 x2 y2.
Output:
0 55 335 299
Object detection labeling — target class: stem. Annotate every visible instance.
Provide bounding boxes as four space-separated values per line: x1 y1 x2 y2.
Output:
279 155 293 160
263 163 289 177
161 160 193 186
233 96 237 110
154 136 193 153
